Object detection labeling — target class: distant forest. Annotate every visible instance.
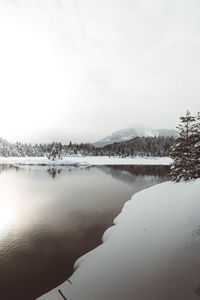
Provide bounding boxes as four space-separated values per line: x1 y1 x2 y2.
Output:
0 136 175 158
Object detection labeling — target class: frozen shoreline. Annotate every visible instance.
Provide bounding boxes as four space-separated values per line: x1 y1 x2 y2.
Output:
38 179 200 300
0 156 172 166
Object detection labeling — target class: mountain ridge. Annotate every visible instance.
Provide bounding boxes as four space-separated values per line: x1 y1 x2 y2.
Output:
94 125 178 147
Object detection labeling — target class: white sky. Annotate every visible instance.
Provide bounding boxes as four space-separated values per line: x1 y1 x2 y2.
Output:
0 0 200 143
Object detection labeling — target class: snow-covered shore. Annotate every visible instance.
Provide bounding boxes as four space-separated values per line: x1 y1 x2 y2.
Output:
38 179 200 300
0 156 172 166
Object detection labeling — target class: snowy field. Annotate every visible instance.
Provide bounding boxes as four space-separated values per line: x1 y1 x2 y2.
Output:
38 179 200 300
0 156 172 166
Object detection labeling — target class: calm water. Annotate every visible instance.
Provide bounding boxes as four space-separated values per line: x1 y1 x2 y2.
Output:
0 164 170 300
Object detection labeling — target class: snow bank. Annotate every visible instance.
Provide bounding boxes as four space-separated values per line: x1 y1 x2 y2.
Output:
38 179 200 300
0 157 89 166
0 156 172 166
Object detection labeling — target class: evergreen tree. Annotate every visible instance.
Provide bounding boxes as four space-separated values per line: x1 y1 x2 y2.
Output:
192 112 200 178
170 111 196 181
47 143 63 161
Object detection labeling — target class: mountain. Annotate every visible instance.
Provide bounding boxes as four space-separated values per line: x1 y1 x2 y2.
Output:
94 125 178 147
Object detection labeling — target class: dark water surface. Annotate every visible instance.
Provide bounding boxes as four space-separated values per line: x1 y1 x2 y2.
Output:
0 164 170 300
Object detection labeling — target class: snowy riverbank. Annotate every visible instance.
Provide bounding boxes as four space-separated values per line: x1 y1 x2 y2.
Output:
38 179 200 300
0 156 172 166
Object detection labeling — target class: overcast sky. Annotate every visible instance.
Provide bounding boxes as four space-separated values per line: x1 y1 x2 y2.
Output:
0 0 200 143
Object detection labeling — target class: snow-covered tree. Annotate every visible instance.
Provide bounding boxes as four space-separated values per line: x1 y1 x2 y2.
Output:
46 143 63 161
192 112 200 178
170 111 196 181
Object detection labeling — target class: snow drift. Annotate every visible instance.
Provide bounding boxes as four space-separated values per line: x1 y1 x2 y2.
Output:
37 179 200 300
0 156 172 166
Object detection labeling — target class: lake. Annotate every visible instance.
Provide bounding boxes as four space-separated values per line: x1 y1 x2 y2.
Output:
0 164 170 300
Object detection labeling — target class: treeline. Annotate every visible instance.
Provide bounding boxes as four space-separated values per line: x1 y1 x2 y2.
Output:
0 136 175 158
0 138 51 157
97 136 175 157
0 138 96 157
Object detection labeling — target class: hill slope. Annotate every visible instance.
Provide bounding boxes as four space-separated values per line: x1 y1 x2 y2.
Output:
95 125 178 147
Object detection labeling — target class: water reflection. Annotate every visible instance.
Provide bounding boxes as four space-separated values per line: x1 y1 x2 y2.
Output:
46 166 89 178
0 164 170 300
0 164 170 180
100 165 170 184
0 164 20 173
102 164 170 177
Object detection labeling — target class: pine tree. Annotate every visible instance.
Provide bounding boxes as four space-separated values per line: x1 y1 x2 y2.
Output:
47 143 63 161
192 112 200 178
170 111 196 181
